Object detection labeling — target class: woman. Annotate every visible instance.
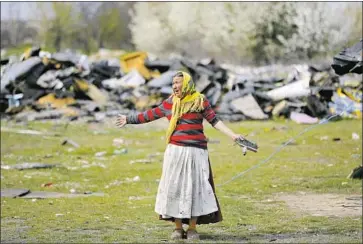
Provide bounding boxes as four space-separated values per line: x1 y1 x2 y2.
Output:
116 71 244 240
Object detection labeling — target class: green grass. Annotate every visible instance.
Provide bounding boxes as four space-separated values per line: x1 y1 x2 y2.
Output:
1 119 362 243
2 44 57 59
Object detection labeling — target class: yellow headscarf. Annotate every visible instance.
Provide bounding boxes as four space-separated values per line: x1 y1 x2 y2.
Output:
166 71 205 143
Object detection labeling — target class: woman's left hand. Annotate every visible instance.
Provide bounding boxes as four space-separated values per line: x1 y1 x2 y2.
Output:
232 134 244 142
116 114 127 128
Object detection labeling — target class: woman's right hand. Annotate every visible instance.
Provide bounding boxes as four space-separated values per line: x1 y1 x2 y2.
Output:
116 114 127 128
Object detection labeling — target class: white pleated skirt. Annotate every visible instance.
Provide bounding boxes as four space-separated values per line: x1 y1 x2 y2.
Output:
154 144 219 219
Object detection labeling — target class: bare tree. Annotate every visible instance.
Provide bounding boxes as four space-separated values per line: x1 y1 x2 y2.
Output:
74 2 100 53
95 2 124 49
37 2 77 51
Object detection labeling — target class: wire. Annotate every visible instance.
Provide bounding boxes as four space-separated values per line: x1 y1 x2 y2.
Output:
217 104 354 187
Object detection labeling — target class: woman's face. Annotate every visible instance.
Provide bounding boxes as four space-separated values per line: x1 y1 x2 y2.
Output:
172 76 183 98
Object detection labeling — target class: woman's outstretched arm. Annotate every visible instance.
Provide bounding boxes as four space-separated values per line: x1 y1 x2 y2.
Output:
213 120 242 141
202 99 243 141
116 99 171 128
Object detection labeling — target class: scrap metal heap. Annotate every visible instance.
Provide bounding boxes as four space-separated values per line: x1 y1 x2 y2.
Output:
0 42 362 123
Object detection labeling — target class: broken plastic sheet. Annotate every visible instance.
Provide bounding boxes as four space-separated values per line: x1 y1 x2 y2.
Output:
195 74 212 92
338 74 362 88
144 59 185 73
222 88 255 104
231 94 268 120
265 76 311 101
216 88 255 115
119 70 145 88
332 40 362 75
226 73 253 91
290 111 319 124
1 57 42 91
51 52 81 66
204 82 222 107
36 67 79 89
102 78 122 90
329 92 362 119
147 70 176 88
102 70 145 89
194 64 215 77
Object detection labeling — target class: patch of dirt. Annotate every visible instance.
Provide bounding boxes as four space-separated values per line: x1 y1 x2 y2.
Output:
1 217 35 243
276 193 362 217
254 232 362 243
199 231 362 243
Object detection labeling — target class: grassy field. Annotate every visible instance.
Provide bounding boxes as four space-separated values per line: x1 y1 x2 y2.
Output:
1 118 362 243
2 44 58 59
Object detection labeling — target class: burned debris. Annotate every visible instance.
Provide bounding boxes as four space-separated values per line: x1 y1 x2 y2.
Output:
1 45 362 123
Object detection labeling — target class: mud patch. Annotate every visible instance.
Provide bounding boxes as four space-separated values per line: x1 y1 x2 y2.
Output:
276 193 362 217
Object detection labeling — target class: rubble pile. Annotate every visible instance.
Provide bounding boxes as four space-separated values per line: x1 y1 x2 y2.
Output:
1 41 362 124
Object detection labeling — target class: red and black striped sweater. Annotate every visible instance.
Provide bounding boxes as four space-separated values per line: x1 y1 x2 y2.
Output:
126 96 220 149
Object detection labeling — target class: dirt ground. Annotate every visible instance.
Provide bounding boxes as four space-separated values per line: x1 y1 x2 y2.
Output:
276 193 362 217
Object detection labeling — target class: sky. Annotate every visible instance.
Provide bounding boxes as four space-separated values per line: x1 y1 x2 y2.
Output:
0 1 354 21
0 2 38 20
0 2 106 21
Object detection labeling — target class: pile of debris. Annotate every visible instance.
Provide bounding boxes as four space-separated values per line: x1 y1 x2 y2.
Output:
1 42 362 123
331 39 363 180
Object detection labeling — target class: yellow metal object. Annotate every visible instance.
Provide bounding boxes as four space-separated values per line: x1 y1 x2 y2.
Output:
87 84 108 105
37 93 76 108
132 94 163 111
133 96 149 111
355 110 362 118
337 87 362 103
120 51 160 80
74 79 89 92
339 87 362 103
21 47 33 61
74 79 108 105
332 88 362 119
